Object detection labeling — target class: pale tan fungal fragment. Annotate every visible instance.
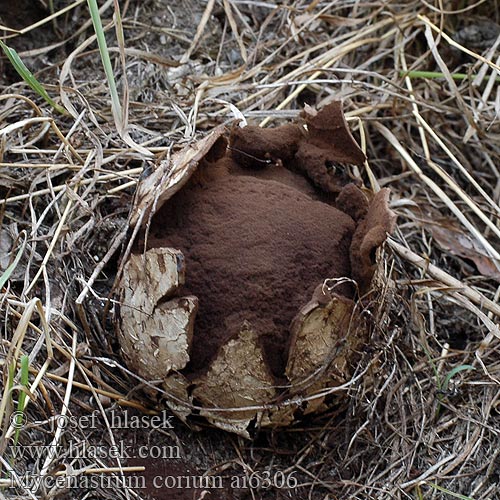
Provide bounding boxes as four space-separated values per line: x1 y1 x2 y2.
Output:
192 325 277 437
118 248 198 380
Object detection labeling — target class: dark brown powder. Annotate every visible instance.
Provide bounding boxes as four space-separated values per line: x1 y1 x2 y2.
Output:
150 173 355 377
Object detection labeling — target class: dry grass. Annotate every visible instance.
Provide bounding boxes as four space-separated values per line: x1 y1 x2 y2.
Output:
1 0 499 499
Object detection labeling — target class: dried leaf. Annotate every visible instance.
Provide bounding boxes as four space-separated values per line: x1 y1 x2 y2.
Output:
431 224 500 281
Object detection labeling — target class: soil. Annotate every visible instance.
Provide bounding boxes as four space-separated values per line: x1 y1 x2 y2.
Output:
0 0 46 31
146 102 389 379
0 0 62 85
127 457 233 500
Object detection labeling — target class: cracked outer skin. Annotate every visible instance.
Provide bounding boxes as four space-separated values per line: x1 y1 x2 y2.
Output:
118 248 198 380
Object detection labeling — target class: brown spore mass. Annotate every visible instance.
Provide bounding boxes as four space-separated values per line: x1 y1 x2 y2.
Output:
151 175 354 377
147 103 378 379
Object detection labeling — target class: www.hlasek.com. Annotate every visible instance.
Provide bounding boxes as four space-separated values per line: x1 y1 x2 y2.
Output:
9 441 181 461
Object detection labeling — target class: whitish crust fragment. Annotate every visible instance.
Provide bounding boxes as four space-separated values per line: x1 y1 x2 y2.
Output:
192 324 277 438
118 248 198 381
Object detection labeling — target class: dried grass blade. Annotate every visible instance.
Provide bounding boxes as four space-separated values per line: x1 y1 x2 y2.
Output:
376 122 500 266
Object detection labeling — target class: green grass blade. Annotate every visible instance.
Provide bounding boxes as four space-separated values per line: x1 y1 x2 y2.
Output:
87 0 123 129
20 355 29 401
0 41 66 114
5 361 15 456
428 482 475 499
400 70 500 83
442 365 475 392
112 0 128 122
8 361 15 399
86 0 153 156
